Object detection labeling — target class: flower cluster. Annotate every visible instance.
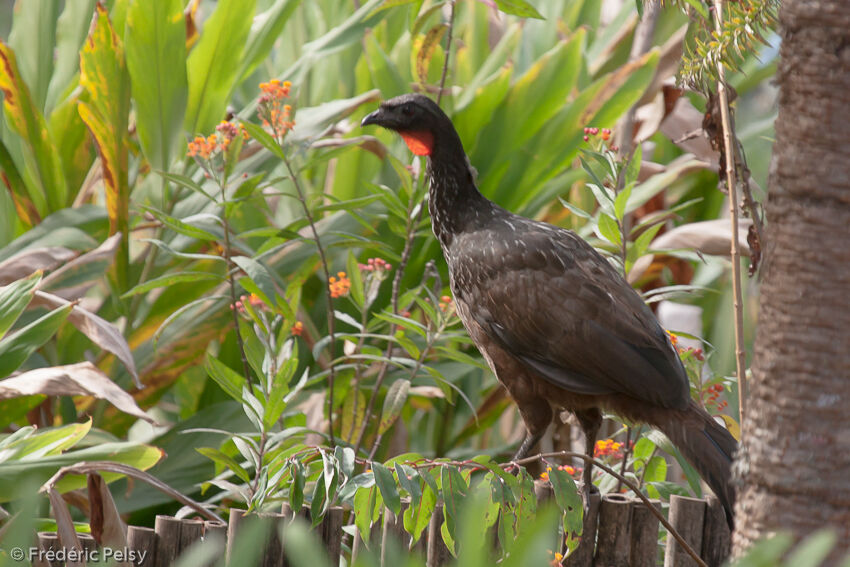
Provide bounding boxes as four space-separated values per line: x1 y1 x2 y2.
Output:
438 294 453 311
188 120 248 161
358 257 392 272
230 293 265 313
291 321 304 337
329 271 351 298
258 79 295 138
594 438 624 458
548 551 564 567
705 383 729 412
582 126 618 152
667 330 706 361
539 464 581 481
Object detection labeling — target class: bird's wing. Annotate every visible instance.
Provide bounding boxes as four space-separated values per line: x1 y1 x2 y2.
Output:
450 223 689 410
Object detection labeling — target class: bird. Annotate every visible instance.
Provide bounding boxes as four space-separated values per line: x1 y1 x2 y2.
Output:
361 93 737 527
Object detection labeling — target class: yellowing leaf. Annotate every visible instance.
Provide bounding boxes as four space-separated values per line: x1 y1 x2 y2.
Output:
78 3 130 291
0 41 67 214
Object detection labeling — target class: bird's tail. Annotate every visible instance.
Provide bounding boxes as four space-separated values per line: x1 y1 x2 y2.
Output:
656 401 738 528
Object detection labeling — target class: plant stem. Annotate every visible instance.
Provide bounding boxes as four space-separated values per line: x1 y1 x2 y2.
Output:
353 2 457 456
281 155 337 447
219 181 252 382
436 0 456 106
712 0 747 424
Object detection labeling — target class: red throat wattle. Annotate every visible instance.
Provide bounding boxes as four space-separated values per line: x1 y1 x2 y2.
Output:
399 130 434 156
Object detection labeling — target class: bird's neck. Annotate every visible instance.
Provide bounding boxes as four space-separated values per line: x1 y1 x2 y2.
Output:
426 146 492 248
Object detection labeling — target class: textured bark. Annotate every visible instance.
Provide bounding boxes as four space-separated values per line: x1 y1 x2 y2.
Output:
733 0 850 557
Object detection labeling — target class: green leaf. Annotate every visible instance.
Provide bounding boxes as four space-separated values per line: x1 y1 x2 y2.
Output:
231 256 277 307
0 271 41 338
597 213 622 247
45 0 97 113
184 0 256 136
7 0 58 111
0 303 72 377
204 354 248 404
0 419 91 463
289 459 306 512
643 455 667 484
353 480 379 544
493 0 544 19
196 447 251 484
121 271 221 298
0 442 163 502
237 0 301 83
372 461 400 515
440 465 468 543
125 0 188 171
378 379 410 435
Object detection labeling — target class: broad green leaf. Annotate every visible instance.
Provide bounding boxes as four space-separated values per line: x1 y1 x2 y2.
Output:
493 0 544 19
0 303 72 377
378 379 410 435
231 256 277 307
372 461 400 515
364 32 408 99
237 0 301 83
78 4 131 291
0 442 164 502
0 270 41 338
184 0 255 136
0 41 67 213
45 0 98 113
7 0 59 110
48 93 96 200
0 419 91 464
125 0 188 171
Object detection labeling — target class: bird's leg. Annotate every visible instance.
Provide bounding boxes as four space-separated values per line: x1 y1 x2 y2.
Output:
513 429 545 461
510 400 553 472
575 408 602 515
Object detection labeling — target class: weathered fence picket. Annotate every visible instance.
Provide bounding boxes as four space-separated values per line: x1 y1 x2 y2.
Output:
35 490 730 567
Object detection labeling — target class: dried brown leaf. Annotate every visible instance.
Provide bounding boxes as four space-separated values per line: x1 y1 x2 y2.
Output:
40 233 121 298
47 488 84 567
88 473 128 561
0 362 153 423
0 247 77 285
32 291 140 388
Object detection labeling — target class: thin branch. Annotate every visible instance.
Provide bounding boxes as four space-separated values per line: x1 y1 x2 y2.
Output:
352 2 457 456
219 182 253 382
436 0 457 107
40 462 224 524
510 451 707 567
712 0 747 423
282 155 337 447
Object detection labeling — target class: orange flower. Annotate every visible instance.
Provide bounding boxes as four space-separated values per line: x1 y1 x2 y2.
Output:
258 79 295 138
329 272 351 298
291 321 304 336
594 438 623 458
187 120 246 160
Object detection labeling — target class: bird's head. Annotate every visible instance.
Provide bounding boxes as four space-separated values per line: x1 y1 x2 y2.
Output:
361 93 458 157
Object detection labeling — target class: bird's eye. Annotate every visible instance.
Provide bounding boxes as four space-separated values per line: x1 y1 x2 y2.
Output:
401 104 414 116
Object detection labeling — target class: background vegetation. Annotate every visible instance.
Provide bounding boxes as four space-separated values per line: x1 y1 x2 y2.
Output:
2 0 830 564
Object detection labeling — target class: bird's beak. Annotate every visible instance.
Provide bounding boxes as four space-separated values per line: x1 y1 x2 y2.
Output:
361 108 382 127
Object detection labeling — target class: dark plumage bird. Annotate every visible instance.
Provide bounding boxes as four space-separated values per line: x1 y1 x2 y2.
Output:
362 93 737 526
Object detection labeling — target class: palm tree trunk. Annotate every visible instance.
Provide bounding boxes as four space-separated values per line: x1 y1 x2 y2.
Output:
733 0 850 556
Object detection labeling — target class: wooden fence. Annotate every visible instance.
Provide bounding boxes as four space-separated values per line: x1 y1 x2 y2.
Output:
33 490 730 567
